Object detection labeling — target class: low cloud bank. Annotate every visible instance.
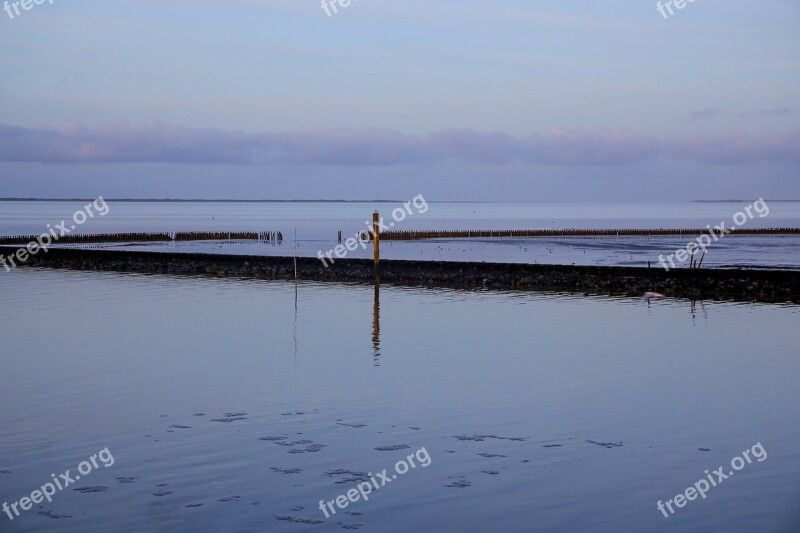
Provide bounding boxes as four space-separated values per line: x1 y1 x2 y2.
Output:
1 122 797 167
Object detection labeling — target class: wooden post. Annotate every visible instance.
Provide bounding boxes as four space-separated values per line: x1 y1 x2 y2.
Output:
372 211 380 267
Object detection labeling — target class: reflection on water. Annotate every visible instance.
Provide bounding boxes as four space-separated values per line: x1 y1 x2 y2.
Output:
690 299 709 326
0 269 799 532
373 280 381 365
293 282 298 363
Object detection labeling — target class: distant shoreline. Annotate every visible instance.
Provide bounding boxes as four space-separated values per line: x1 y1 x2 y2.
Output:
0 198 410 203
690 199 800 203
1 198 798 204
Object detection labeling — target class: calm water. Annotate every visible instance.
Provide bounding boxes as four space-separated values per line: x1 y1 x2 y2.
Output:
1 269 798 532
2 201 800 268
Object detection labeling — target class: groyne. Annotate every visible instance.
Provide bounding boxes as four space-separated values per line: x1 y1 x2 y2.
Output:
0 231 282 245
3 247 799 304
2 227 797 246
378 227 800 240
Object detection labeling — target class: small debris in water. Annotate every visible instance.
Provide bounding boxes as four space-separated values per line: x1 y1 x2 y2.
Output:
453 435 485 442
454 434 525 442
275 514 324 524
288 444 326 453
339 523 364 530
115 477 138 484
337 423 367 428
169 425 192 429
37 510 73 519
444 479 472 488
375 445 409 451
477 453 506 458
275 440 314 447
698 448 711 452
186 503 204 508
153 490 173 497
586 440 623 449
74 486 108 493
325 470 371 484
218 496 241 502
271 467 303 474
476 435 527 442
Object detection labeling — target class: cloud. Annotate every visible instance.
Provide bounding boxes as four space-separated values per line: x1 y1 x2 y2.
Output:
665 131 800 165
688 108 724 122
0 122 797 167
758 108 791 117
702 108 792 119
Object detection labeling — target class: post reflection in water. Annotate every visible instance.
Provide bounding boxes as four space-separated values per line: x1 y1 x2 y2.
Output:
290 279 380 366
372 277 381 366
293 281 298 363
689 299 709 326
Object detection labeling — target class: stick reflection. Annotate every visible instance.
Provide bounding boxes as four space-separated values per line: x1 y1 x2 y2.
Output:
372 278 381 366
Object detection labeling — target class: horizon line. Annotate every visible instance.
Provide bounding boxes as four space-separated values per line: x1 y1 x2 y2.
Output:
0 198 798 204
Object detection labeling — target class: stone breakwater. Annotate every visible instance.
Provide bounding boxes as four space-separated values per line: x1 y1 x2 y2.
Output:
4 247 799 304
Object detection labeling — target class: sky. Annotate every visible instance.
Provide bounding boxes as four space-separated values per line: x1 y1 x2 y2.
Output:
0 0 798 201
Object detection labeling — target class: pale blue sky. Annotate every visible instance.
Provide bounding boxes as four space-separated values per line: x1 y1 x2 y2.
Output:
0 0 798 200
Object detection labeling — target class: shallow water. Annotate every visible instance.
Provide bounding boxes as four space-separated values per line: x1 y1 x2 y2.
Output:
2 201 800 268
1 269 799 532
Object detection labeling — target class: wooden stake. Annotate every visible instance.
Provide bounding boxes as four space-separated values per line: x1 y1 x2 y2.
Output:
372 211 380 267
